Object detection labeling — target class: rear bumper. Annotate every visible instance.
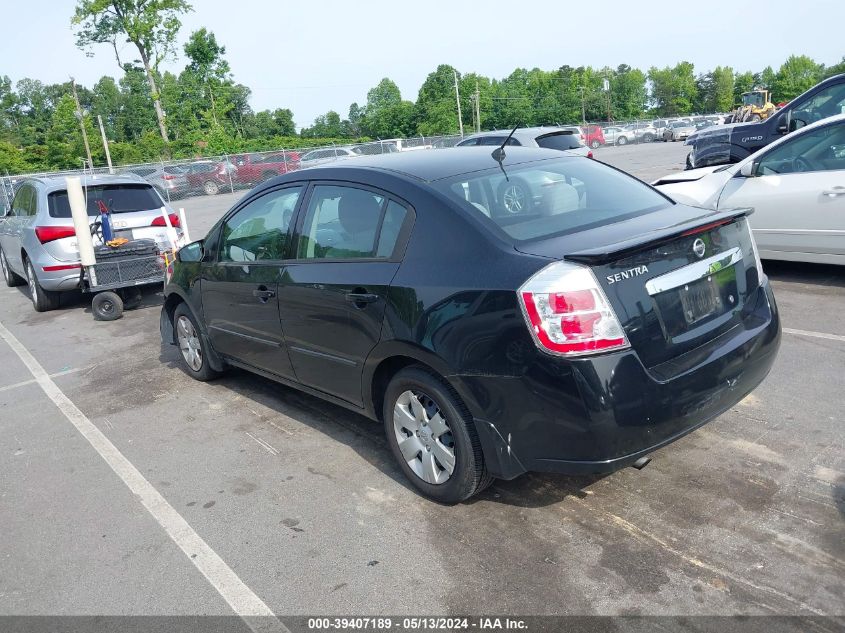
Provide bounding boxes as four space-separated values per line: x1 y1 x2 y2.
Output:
461 282 781 479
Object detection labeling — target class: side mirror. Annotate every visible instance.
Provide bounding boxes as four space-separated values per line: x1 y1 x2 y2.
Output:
776 112 789 134
739 162 756 178
177 240 204 263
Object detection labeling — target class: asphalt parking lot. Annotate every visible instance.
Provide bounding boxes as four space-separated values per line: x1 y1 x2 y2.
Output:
1 142 843 624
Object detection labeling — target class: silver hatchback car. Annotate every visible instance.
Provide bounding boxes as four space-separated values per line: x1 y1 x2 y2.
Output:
0 174 181 311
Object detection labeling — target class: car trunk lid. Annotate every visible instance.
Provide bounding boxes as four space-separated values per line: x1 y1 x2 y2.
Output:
516 206 761 367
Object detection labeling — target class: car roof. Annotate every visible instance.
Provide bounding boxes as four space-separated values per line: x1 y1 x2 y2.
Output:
21 173 149 192
282 146 575 184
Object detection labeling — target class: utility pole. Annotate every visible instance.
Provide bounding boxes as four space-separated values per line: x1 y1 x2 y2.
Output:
70 77 93 170
97 115 114 174
474 80 481 133
453 69 464 137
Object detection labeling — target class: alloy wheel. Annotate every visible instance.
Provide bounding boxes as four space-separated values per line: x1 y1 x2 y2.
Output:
393 390 456 485
502 184 527 214
26 262 38 303
176 315 203 371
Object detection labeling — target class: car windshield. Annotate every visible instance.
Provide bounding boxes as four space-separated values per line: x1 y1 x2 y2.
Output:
48 184 161 218
432 157 670 242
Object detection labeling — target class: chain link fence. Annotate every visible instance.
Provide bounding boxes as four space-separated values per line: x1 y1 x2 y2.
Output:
0 135 466 211
0 116 729 212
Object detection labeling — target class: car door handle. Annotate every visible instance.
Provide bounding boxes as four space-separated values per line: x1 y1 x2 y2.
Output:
253 287 276 302
822 187 845 197
345 292 379 304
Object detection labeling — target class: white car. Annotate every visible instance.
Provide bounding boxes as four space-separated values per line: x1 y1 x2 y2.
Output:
653 113 845 265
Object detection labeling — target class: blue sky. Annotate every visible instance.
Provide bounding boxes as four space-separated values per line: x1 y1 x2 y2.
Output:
2 0 843 128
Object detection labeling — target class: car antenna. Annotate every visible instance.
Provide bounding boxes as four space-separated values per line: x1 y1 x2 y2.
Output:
492 124 519 180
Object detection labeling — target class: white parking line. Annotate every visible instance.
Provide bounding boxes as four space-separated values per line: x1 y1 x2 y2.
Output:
783 327 845 343
0 319 289 633
0 365 90 394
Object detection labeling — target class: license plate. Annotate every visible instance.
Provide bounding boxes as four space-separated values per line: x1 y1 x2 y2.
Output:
679 278 722 325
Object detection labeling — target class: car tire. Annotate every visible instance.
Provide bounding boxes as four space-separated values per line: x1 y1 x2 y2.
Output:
642 133 654 143
24 258 61 312
383 366 492 504
497 178 531 215
685 153 693 170
203 180 220 196
617 136 627 146
0 246 24 287
92 291 124 321
261 170 278 182
590 140 600 149
173 303 221 381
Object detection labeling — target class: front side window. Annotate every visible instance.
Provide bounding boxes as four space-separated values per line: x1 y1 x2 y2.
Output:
791 83 845 127
756 122 845 175
297 185 407 260
219 187 302 262
433 157 670 242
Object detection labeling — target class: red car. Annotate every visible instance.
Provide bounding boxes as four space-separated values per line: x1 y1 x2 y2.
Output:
184 159 239 196
582 125 606 149
232 152 301 186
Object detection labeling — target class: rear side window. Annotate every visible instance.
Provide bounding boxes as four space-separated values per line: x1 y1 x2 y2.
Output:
47 184 162 218
536 132 582 151
297 185 408 260
433 157 670 242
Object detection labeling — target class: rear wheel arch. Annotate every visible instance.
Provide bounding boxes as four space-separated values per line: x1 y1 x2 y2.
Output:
366 349 474 423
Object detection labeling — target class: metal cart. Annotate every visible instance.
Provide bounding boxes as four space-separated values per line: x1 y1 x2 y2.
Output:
82 239 166 321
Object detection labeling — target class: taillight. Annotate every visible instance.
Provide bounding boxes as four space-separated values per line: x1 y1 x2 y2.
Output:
35 226 76 244
587 150 594 159
162 174 175 180
151 213 181 228
518 261 628 356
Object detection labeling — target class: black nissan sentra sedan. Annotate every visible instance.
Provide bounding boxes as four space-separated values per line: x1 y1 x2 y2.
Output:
160 147 781 503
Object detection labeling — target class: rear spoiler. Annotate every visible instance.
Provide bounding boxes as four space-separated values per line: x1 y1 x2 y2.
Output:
564 207 753 265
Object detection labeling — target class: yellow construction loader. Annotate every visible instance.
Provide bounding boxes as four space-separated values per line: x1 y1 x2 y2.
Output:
732 89 776 122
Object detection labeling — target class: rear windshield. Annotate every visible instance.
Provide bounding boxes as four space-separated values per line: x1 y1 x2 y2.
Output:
432 157 670 242
48 184 161 218
536 132 582 151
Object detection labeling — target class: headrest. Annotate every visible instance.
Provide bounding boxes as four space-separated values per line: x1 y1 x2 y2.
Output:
337 190 382 235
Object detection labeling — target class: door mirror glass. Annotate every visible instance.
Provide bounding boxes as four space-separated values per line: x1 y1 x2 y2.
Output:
739 162 756 178
177 240 204 262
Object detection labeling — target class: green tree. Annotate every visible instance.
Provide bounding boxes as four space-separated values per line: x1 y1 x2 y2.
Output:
72 0 193 145
361 78 414 138
301 111 345 138
823 57 845 79
414 64 462 135
773 55 822 101
183 28 231 128
648 62 698 116
733 71 755 105
611 65 647 119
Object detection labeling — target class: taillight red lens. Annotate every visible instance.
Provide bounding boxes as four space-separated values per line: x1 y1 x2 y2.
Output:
151 213 181 228
519 262 628 356
35 226 76 244
551 289 594 313
162 174 175 180
587 150 594 159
